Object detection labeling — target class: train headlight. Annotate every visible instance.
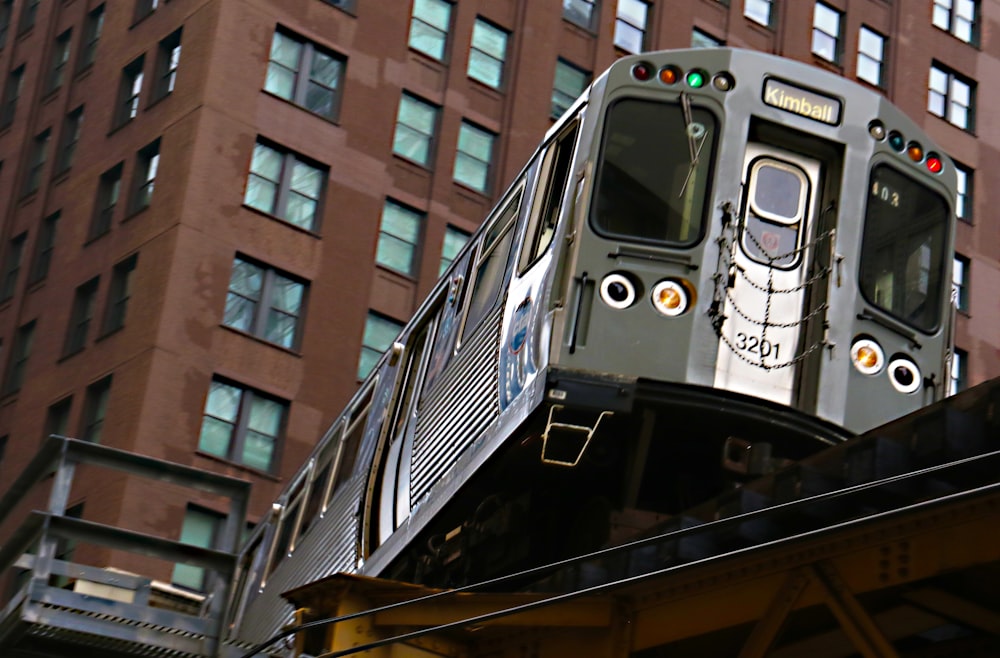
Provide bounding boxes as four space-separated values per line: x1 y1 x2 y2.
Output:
651 279 691 317
887 357 922 394
599 272 638 309
850 337 884 375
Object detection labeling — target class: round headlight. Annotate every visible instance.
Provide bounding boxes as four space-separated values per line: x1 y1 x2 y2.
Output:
850 337 884 375
651 280 689 317
887 357 921 394
600 273 637 309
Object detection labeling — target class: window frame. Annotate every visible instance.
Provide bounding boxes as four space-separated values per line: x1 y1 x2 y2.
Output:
0 232 26 301
692 27 723 48
932 0 979 45
134 0 160 24
171 504 224 592
81 376 112 443
223 255 308 350
811 2 843 65
55 105 84 176
89 163 123 240
551 58 589 119
954 161 972 223
129 138 160 214
23 128 51 196
744 0 774 27
375 199 424 277
952 253 970 314
856 25 886 88
928 62 976 132
264 29 346 122
243 139 327 232
3 319 35 395
77 5 104 72
0 64 24 129
949 347 968 396
28 211 59 284
103 254 138 334
63 276 100 357
453 120 496 194
152 27 182 102
392 92 440 168
563 0 598 31
614 0 650 53
439 225 470 276
467 17 508 90
408 0 453 62
45 396 73 439
358 312 403 380
115 56 145 128
197 378 288 473
46 29 73 94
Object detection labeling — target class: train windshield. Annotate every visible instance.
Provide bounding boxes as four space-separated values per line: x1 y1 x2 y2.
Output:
591 97 717 246
859 165 950 333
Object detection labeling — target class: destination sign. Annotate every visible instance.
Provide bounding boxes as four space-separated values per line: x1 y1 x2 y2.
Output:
763 77 842 126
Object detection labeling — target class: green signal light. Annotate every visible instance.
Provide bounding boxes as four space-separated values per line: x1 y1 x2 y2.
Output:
686 70 706 88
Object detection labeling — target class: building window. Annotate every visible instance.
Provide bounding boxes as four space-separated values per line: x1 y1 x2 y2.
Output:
78 5 104 71
454 121 495 193
0 1 11 49
17 0 37 34
130 138 160 213
954 162 972 223
376 200 423 276
198 379 287 472
90 163 122 239
812 3 842 64
439 225 469 275
56 106 84 175
64 277 100 356
933 0 978 45
134 0 160 23
953 254 969 313
358 313 402 379
392 93 439 166
552 59 589 119
264 30 345 121
744 0 773 27
46 29 72 94
692 28 723 48
0 64 23 128
614 0 649 53
408 0 452 61
0 233 25 301
104 254 137 334
116 56 145 128
23 129 50 196
4 320 35 395
171 505 223 592
28 211 59 284
928 63 975 131
45 397 73 438
80 376 111 443
949 348 968 395
563 0 597 30
468 18 507 89
857 26 885 87
153 27 182 101
224 256 306 349
322 0 355 10
244 140 325 231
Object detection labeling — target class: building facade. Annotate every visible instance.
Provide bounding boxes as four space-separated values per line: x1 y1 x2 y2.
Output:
0 0 996 592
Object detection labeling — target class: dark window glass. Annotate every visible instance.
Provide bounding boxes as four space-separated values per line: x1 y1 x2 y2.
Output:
56 106 84 175
23 129 51 195
46 30 72 93
116 56 145 128
81 376 112 443
0 64 23 128
45 397 72 438
28 211 59 284
78 5 105 71
130 138 160 213
4 320 35 395
859 165 950 333
64 277 100 356
0 233 25 301
134 0 160 23
90 163 123 239
592 98 717 246
104 254 137 333
153 28 182 100
0 1 12 49
17 0 37 34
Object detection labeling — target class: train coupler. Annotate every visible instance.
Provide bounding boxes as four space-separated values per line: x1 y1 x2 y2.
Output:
540 404 613 467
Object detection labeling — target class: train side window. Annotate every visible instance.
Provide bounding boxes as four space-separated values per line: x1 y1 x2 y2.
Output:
859 164 949 333
329 380 375 498
519 121 579 274
461 184 523 342
741 158 809 269
268 471 308 573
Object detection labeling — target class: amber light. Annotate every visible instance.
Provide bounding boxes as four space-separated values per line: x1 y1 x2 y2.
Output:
651 279 691 317
659 66 680 85
907 142 924 163
850 337 885 376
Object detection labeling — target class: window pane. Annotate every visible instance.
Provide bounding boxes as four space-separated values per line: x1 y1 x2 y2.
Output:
198 416 234 457
242 431 275 471
271 275 303 314
205 381 241 421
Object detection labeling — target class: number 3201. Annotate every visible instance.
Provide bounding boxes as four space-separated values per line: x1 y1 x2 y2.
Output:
735 332 781 359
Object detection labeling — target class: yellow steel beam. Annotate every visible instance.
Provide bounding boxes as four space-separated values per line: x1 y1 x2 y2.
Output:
811 561 900 658
738 568 810 658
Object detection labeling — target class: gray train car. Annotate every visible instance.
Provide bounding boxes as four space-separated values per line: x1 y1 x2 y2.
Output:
224 48 957 651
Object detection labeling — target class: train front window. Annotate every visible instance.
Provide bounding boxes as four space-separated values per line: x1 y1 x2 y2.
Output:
859 165 949 333
592 97 717 245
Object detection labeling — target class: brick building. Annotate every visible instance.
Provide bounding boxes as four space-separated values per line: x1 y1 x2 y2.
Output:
0 0 996 592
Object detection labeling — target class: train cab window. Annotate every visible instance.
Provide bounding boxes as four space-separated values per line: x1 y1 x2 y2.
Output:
461 186 522 341
331 381 375 495
592 98 717 246
519 122 579 273
741 158 810 268
859 164 949 333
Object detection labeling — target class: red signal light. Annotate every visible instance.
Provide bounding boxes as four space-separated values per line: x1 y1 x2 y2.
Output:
926 155 943 173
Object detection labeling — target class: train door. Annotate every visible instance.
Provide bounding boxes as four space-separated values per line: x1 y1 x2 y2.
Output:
363 307 439 555
714 143 822 405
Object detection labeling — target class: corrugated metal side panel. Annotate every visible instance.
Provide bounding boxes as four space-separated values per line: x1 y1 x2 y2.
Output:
411 306 503 502
237 477 364 644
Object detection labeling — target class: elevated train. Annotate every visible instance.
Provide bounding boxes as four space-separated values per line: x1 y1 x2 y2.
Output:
224 48 957 649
